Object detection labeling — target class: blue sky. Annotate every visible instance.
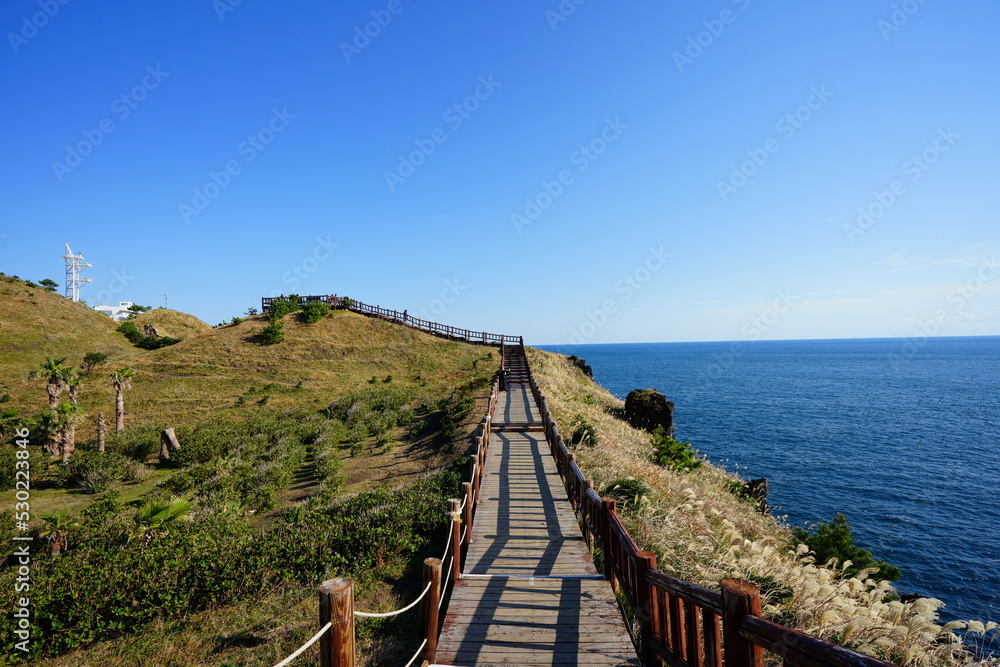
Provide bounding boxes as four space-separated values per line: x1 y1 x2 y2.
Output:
1 0 997 344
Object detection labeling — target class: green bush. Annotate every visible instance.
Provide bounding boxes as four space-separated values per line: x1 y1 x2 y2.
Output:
792 513 901 582
116 322 182 350
259 320 285 344
301 301 331 323
57 451 130 493
604 478 649 510
266 295 300 321
569 414 598 446
651 427 702 472
104 425 163 461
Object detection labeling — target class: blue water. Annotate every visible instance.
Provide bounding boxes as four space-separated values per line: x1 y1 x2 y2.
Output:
539 337 1000 630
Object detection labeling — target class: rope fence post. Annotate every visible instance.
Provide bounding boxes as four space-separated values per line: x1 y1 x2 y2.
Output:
469 454 480 505
319 578 355 667
721 578 763 667
448 498 462 584
422 558 442 665
461 481 474 545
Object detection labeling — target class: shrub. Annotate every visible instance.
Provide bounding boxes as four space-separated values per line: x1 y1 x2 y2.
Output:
301 301 331 323
604 478 649 510
259 320 284 344
650 427 702 472
230 316 244 326
116 322 182 350
570 414 598 446
266 295 300 321
104 425 163 461
792 513 901 582
57 451 130 493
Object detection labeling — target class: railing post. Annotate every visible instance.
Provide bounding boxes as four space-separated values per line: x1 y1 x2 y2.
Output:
471 447 482 505
461 481 474 545
602 498 617 591
319 578 355 667
448 498 462 584
422 558 442 665
720 578 763 667
635 551 660 667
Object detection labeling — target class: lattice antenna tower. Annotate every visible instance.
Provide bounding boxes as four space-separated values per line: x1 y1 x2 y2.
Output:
62 243 93 302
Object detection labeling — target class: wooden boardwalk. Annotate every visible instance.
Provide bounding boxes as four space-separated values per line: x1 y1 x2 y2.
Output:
436 349 638 666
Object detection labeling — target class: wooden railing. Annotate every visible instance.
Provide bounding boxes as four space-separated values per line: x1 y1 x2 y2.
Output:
519 343 896 667
261 294 522 346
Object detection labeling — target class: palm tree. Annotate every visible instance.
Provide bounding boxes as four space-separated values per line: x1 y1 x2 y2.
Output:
28 356 71 411
40 510 78 557
65 369 83 455
33 411 60 456
110 367 134 434
0 408 23 440
55 401 85 463
131 499 192 543
96 411 107 453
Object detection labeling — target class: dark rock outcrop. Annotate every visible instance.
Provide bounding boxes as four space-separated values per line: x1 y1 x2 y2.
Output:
624 388 674 434
567 355 593 378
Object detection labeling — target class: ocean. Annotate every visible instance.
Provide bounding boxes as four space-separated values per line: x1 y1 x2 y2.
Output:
538 337 1000 634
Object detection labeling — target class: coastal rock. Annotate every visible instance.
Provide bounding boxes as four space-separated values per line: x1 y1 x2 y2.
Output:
624 388 674 434
567 355 593 378
142 323 161 338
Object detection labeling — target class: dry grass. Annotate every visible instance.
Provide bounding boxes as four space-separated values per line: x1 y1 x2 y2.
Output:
527 347 999 666
132 308 213 340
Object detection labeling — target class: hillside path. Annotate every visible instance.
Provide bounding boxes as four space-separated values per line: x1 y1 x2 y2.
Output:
435 347 638 666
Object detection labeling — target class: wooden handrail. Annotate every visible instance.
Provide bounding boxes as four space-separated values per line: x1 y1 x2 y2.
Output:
261 294 521 344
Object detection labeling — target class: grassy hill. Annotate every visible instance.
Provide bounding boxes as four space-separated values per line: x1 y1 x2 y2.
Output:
131 308 213 340
0 274 137 405
0 275 499 666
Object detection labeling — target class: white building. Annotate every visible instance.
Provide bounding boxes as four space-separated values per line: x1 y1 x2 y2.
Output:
94 301 134 322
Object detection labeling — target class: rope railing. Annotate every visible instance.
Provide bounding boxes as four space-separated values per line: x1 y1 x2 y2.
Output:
272 622 332 667
353 581 433 619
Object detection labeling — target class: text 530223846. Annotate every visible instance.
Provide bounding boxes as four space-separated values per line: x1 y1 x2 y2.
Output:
11 426 33 653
